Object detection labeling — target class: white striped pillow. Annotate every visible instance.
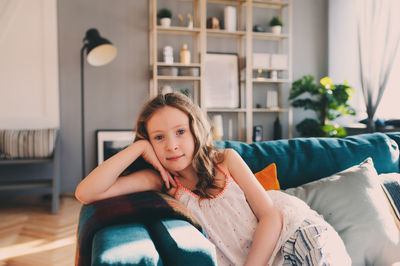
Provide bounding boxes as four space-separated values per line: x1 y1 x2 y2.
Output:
0 129 57 159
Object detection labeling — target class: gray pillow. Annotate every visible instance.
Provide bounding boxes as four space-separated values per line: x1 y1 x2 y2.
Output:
284 158 400 266
379 173 400 230
0 128 57 159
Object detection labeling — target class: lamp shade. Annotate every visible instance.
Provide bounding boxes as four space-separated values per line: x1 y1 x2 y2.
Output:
83 28 117 66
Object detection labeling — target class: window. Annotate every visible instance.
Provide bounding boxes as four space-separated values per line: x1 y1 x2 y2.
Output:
375 50 400 119
329 0 400 124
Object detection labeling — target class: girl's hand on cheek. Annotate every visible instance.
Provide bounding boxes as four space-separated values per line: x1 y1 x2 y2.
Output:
138 140 177 189
159 168 177 189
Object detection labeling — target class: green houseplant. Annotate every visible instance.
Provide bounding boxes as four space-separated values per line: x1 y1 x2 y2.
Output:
269 16 283 27
157 8 172 27
269 16 283 35
289 75 356 137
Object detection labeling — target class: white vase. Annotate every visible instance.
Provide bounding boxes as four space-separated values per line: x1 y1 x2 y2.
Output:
270 70 278 80
224 6 237 32
271 25 282 35
160 17 171 27
212 115 224 140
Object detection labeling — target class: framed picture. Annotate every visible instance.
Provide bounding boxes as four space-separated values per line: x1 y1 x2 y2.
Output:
96 130 136 165
204 52 240 108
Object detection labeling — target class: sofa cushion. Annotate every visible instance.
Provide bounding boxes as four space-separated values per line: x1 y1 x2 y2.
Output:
254 163 280 190
284 158 400 266
379 172 400 230
215 133 399 189
92 223 162 266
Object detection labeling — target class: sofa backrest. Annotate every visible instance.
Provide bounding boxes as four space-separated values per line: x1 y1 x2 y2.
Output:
215 133 400 189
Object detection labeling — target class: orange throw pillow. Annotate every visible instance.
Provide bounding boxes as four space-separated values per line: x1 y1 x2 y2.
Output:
254 163 280 190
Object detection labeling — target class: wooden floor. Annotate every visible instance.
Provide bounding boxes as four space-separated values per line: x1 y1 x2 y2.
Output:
0 194 82 266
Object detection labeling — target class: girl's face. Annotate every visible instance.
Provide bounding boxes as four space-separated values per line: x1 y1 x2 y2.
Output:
146 106 195 173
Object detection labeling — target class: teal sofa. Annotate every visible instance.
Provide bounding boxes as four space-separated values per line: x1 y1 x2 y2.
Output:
76 132 400 265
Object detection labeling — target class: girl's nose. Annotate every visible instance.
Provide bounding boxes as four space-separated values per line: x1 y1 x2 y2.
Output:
166 137 178 151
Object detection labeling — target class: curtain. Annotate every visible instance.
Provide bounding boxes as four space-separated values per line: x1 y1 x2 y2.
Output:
0 0 22 44
356 0 400 131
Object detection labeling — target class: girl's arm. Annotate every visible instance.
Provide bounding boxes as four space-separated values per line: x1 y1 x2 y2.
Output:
75 140 176 204
224 149 282 266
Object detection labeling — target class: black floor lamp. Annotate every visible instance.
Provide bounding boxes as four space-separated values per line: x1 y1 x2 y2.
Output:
80 28 117 179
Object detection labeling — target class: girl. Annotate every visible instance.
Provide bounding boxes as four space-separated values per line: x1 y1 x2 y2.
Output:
75 92 351 266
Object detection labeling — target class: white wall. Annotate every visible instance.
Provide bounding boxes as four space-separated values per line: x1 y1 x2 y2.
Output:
328 0 363 124
0 0 59 129
291 0 328 136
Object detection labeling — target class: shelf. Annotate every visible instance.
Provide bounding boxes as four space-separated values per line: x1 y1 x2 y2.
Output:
242 67 289 73
253 68 288 71
206 30 288 39
253 108 289 113
251 0 289 8
0 179 51 191
252 32 289 40
0 158 53 165
157 62 201 67
207 108 246 113
157 26 200 35
0 132 60 214
157 76 201 81
207 29 246 38
149 0 293 142
207 0 246 5
207 0 289 8
252 78 291 83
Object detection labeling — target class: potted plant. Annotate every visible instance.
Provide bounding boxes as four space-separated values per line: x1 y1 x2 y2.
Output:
157 8 172 27
269 16 283 35
289 75 356 137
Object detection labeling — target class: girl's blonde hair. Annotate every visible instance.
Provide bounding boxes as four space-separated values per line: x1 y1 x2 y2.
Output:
135 92 223 198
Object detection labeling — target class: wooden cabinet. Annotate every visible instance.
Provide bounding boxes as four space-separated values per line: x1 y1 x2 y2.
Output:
149 0 292 143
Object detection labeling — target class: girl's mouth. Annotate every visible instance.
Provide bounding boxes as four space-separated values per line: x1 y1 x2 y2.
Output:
167 155 184 161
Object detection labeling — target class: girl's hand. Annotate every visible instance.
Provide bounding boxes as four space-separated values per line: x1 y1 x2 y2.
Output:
138 140 177 189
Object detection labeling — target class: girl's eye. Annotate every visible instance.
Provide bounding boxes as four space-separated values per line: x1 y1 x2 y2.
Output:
155 135 163 140
177 129 185 135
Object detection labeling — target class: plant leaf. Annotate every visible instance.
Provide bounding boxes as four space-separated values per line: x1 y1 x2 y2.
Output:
289 75 318 100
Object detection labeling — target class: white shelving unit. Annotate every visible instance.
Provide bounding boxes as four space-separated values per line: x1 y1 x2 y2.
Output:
149 0 292 143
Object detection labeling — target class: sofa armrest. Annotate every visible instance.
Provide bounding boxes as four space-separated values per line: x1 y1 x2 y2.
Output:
76 191 216 265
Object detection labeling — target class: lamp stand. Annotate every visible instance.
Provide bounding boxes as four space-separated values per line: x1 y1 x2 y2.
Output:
79 28 116 179
80 44 87 179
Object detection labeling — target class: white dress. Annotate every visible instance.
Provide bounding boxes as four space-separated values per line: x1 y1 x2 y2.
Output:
173 165 324 266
